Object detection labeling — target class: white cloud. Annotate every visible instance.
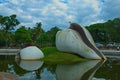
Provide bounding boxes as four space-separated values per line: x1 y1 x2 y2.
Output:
0 0 120 31
53 0 67 9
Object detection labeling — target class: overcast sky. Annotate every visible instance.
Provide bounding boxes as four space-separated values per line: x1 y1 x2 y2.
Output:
0 0 120 31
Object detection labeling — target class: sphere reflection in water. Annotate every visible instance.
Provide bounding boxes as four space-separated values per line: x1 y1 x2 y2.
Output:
56 60 105 80
16 60 44 80
19 60 44 71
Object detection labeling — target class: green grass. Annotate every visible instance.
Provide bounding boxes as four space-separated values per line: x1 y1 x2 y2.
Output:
40 47 86 64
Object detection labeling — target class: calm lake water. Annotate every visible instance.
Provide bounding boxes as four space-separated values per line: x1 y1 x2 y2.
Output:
0 56 120 80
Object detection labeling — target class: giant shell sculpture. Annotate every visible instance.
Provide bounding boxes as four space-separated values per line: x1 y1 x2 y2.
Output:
56 23 106 59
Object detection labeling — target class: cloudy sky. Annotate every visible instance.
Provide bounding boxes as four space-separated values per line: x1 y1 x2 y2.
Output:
0 0 120 31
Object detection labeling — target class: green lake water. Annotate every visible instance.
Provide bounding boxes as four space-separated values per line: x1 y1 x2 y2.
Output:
0 56 120 80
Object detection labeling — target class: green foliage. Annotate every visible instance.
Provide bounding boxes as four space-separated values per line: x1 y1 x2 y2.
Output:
47 27 60 39
86 18 120 44
0 14 20 32
36 26 60 47
37 33 49 43
46 26 61 46
0 14 20 47
0 30 6 47
28 22 45 41
15 26 32 44
86 23 106 43
0 30 15 47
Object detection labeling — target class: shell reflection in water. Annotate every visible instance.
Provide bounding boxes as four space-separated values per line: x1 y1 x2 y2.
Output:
56 60 105 80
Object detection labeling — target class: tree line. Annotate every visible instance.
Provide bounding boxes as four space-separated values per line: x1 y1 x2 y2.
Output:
0 14 120 48
0 14 60 48
86 18 120 45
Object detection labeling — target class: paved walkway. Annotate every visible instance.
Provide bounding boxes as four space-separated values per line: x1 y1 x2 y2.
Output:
100 50 120 53
0 49 20 55
0 49 120 56
100 50 120 56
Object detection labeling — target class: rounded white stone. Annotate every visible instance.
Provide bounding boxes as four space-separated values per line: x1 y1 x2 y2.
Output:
20 46 44 60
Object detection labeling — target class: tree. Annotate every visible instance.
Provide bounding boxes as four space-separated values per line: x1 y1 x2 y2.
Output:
46 26 61 46
0 30 6 47
86 23 107 43
0 14 20 32
0 14 20 47
28 22 45 41
36 26 60 47
36 33 50 47
104 18 120 42
86 18 120 44
15 26 32 47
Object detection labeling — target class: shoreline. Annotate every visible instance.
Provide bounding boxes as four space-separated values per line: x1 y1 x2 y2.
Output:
0 48 120 56
100 50 120 56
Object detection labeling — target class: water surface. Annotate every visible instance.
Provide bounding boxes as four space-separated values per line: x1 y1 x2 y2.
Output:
0 56 120 80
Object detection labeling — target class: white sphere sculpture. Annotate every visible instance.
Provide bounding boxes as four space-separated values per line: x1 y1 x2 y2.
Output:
20 46 44 60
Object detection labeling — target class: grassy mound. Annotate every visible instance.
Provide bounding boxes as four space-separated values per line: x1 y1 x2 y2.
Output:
41 47 86 64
